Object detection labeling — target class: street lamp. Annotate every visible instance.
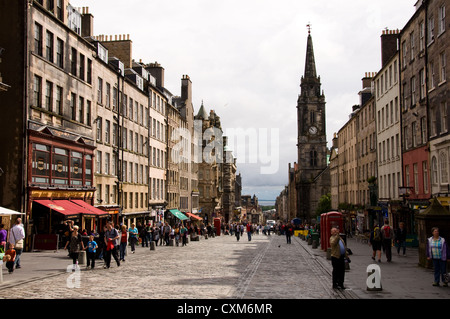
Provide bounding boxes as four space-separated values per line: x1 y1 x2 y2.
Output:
398 186 413 206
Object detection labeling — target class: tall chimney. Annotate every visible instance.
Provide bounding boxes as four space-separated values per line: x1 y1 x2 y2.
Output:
81 9 94 38
381 30 399 68
181 75 192 101
146 62 165 88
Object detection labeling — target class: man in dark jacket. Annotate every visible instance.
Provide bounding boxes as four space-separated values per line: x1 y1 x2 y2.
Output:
395 222 407 256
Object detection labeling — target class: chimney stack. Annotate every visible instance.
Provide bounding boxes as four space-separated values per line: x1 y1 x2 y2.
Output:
81 7 94 38
146 62 165 88
181 75 192 101
381 29 400 68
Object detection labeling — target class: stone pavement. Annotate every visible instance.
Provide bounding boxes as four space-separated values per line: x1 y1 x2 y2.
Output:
296 233 450 299
0 232 449 299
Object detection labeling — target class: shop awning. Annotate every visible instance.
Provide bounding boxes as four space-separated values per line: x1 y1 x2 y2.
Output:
185 212 202 220
169 209 189 221
0 206 25 216
34 199 83 217
71 200 110 217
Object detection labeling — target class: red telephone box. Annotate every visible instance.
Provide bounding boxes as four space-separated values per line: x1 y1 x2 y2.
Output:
320 213 327 251
321 211 343 251
214 218 221 236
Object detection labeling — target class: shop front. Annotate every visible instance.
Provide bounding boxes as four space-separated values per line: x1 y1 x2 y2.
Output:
30 197 110 249
26 128 99 250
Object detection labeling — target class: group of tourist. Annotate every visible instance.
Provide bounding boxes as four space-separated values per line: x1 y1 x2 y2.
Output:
0 218 25 274
60 220 213 271
329 219 450 289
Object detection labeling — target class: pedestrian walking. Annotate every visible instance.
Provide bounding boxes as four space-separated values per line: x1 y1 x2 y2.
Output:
369 222 382 262
86 235 98 269
119 225 128 262
163 222 171 246
285 223 293 244
236 224 240 241
153 227 160 246
174 224 180 246
4 243 16 274
0 224 7 252
8 218 25 269
181 225 188 246
140 223 149 247
246 223 252 241
128 223 138 253
381 219 393 262
330 227 348 289
97 225 106 260
426 227 449 287
64 225 85 271
104 222 120 269
395 222 407 256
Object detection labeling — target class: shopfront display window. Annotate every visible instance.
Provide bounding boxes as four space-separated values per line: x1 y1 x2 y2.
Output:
31 142 93 187
32 143 50 184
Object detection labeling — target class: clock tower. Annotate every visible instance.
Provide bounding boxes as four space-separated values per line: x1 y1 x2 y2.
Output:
296 30 330 222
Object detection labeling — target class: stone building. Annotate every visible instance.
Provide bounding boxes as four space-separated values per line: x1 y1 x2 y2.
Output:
426 0 449 206
172 75 199 216
373 30 403 227
337 106 359 214
0 0 104 243
329 134 339 210
195 104 224 223
399 0 432 210
295 32 330 223
222 136 237 223
0 0 208 247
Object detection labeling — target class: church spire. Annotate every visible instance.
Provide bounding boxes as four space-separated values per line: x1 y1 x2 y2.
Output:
304 30 317 79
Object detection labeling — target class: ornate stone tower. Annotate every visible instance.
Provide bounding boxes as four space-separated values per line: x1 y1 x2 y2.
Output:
296 30 330 222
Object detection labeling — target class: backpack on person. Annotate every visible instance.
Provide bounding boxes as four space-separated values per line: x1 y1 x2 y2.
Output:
383 225 391 239
373 227 381 241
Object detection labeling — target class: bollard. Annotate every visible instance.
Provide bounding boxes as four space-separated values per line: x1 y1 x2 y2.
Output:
308 237 312 245
78 251 86 265
312 240 318 249
169 239 174 246
204 234 208 239
150 241 156 250
326 248 331 260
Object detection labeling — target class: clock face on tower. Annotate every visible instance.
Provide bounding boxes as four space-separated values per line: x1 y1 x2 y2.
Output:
309 126 318 135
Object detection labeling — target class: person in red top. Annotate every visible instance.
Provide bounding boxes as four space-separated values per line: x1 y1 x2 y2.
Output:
246 223 252 241
119 225 128 262
4 243 16 273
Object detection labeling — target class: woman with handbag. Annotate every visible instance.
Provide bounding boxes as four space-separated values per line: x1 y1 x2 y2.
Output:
8 218 25 269
64 225 85 271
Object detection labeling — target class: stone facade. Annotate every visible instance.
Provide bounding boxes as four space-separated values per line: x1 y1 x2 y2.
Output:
399 1 431 205
427 0 449 199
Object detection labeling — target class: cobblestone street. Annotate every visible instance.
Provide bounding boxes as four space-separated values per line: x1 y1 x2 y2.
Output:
0 233 354 299
2 231 449 301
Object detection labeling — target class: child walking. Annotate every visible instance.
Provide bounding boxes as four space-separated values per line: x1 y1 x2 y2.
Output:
4 243 16 273
86 235 98 269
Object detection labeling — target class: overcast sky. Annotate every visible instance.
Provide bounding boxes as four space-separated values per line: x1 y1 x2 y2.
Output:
72 0 416 201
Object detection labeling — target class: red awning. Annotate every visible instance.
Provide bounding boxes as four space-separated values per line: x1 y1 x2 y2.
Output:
34 199 83 217
185 212 202 220
52 200 97 217
70 200 109 217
